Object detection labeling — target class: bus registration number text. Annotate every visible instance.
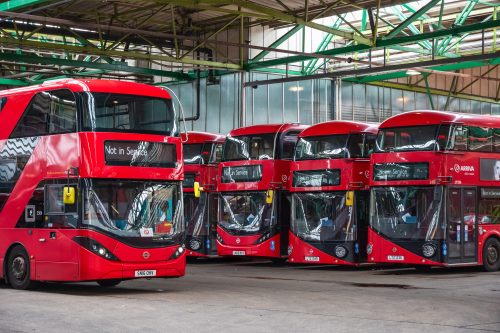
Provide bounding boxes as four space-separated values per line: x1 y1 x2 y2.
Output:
135 270 157 277
232 251 246 256
387 255 404 261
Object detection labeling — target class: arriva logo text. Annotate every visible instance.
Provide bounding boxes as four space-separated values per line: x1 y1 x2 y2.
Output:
453 164 475 173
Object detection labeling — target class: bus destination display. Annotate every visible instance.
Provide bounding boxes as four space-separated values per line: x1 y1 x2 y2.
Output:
292 169 341 187
221 165 262 183
373 162 428 181
104 141 176 168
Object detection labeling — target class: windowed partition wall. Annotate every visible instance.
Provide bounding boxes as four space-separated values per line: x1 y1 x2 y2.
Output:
167 74 500 133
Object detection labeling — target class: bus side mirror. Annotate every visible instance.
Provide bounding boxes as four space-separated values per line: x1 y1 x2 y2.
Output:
194 182 203 198
266 189 274 205
63 186 76 205
345 191 354 207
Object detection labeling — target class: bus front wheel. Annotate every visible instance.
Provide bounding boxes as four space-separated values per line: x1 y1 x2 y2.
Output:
97 279 121 287
483 238 500 272
6 245 36 290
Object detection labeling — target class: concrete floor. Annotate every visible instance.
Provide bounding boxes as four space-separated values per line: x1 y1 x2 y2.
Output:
0 259 499 333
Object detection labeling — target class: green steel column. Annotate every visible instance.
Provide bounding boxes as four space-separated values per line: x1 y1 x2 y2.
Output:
423 73 436 110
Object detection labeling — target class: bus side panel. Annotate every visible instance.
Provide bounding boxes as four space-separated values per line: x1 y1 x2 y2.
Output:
45 133 80 178
0 136 47 227
33 229 80 281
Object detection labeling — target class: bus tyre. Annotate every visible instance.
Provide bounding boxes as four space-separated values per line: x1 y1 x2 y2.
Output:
6 246 35 290
97 279 121 287
483 238 500 272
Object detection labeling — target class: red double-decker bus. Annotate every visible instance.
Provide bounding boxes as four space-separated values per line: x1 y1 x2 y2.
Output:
0 79 186 289
181 131 225 257
217 123 307 259
288 121 378 265
369 110 500 271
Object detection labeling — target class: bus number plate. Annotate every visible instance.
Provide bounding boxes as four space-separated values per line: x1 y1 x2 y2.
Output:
232 251 246 256
387 255 404 261
305 256 320 262
135 270 157 277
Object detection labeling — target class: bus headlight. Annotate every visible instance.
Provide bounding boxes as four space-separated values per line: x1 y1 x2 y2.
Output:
335 245 348 259
254 232 271 244
216 233 224 244
189 238 201 251
366 243 373 255
422 243 436 258
169 245 186 260
73 236 119 261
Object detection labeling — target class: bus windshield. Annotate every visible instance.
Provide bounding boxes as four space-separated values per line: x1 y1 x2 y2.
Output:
222 134 275 161
375 125 447 152
294 135 348 160
183 143 204 164
370 186 444 241
219 192 273 235
291 192 354 242
81 92 177 136
83 179 184 245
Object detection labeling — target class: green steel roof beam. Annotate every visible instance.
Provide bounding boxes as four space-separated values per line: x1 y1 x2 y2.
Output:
440 14 493 55
249 25 305 62
0 36 242 70
304 16 344 74
247 19 500 70
31 69 109 84
361 9 368 32
360 80 500 104
402 3 437 30
0 52 192 80
390 6 432 50
0 0 50 11
437 0 479 55
348 57 500 83
0 78 30 86
423 73 436 109
230 0 372 45
148 0 372 45
384 0 440 39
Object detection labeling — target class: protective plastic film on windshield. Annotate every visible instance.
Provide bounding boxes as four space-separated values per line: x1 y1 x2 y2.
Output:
291 192 354 242
83 180 184 242
370 186 444 241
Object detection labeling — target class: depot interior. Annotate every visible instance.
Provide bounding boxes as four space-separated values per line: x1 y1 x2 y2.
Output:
0 0 497 128
0 0 498 279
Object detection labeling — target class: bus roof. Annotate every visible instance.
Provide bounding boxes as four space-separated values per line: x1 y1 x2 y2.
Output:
380 110 500 129
299 120 378 138
229 123 308 136
181 131 225 143
0 79 172 99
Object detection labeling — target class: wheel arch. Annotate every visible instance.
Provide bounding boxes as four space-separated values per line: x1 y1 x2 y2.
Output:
3 242 30 284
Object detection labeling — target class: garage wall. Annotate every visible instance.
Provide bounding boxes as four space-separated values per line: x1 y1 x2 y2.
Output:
168 73 499 135
167 72 332 134
341 81 500 122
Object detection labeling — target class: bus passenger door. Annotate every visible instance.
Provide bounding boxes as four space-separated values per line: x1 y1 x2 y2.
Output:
33 184 79 281
207 193 219 255
447 188 478 264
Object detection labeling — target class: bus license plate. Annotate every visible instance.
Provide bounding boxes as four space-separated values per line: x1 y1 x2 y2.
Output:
232 251 246 256
135 270 157 277
305 256 320 262
387 255 404 261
